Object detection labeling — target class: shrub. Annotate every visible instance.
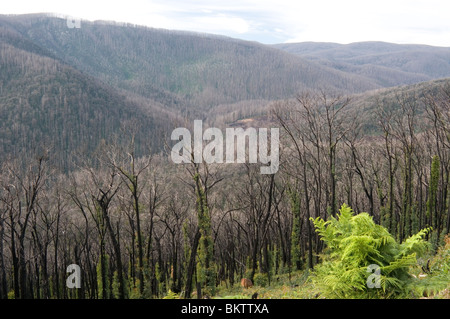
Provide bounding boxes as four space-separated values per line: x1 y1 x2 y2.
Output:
163 289 180 299
253 273 269 287
408 235 450 298
7 291 15 299
310 204 431 298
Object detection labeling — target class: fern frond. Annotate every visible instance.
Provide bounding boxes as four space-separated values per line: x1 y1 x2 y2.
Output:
311 204 430 298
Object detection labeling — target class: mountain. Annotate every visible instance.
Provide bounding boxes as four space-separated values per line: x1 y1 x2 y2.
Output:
231 77 450 137
273 41 450 87
0 24 174 170
0 14 381 112
1 14 450 171
0 13 386 170
344 78 450 134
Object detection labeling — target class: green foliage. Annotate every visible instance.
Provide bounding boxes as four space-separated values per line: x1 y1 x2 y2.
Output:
113 271 129 299
253 273 269 287
96 254 111 299
162 289 180 299
427 155 440 219
155 263 166 297
289 188 303 270
7 290 15 299
409 235 450 298
427 155 441 249
379 205 390 230
310 204 431 298
194 173 216 296
215 270 316 299
128 279 142 299
431 235 450 275
215 294 249 299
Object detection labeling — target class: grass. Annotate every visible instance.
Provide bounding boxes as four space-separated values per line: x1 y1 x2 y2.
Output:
164 263 449 299
214 270 321 299
167 235 450 300
212 266 450 299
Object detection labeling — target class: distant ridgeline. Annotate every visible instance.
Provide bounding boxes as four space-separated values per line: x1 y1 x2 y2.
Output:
1 14 450 171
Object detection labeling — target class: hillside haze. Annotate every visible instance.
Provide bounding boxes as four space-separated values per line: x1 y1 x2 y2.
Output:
1 14 383 108
273 41 450 87
1 14 450 170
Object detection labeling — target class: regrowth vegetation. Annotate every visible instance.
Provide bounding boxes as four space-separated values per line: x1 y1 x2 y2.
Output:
0 14 450 300
311 204 431 298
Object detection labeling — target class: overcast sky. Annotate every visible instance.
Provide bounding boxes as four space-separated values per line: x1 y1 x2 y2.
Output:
2 0 450 46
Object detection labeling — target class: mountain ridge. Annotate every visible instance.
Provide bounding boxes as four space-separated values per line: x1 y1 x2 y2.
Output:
1 14 450 171
0 14 382 111
273 41 450 87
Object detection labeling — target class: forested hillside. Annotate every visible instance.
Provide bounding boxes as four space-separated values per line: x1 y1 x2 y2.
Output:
0 14 389 170
0 38 175 171
0 14 449 300
0 14 384 111
2 14 450 169
0 79 449 299
274 41 450 87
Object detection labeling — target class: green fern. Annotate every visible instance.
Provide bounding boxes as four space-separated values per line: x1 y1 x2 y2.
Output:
310 204 431 298
163 289 180 299
408 235 450 298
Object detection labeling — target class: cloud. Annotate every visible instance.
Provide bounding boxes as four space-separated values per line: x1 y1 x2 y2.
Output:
282 0 450 46
1 0 450 46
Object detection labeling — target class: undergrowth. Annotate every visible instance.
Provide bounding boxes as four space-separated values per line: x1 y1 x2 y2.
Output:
169 205 450 300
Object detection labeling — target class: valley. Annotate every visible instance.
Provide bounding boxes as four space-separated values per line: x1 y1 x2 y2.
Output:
0 13 449 301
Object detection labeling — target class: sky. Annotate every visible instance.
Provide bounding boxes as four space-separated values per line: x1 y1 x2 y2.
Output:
2 0 450 46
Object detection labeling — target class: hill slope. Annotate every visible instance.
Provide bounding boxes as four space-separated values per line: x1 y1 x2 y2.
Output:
273 41 450 87
0 32 173 170
2 14 449 170
0 14 381 112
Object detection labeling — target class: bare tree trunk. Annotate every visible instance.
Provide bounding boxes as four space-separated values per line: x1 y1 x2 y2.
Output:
10 212 20 299
0 218 7 299
97 195 125 299
184 228 201 299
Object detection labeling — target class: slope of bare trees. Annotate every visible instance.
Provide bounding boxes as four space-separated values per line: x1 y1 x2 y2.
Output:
0 82 449 299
